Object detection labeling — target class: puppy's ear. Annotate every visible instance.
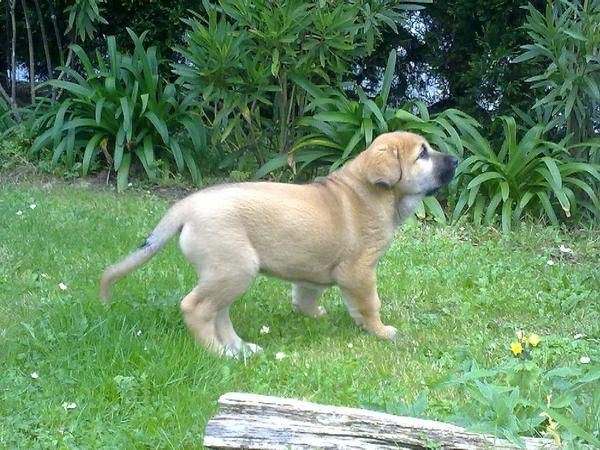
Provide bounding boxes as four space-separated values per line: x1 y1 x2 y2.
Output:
364 145 402 188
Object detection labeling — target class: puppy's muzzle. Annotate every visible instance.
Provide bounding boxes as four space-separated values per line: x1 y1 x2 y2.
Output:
426 155 459 196
438 155 459 185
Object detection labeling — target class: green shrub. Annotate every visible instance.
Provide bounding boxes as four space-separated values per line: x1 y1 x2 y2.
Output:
0 126 32 171
174 0 422 172
513 0 600 150
0 97 17 132
453 116 600 231
30 29 207 191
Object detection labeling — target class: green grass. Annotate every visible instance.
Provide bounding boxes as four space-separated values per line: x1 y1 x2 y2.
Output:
1 182 598 448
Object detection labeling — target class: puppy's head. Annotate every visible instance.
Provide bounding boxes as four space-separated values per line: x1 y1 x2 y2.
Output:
361 132 458 196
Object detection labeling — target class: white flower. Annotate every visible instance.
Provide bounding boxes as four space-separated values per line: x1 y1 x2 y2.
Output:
259 325 270 335
16 210 23 216
62 402 77 410
579 356 591 364
559 244 574 255
347 342 353 348
574 333 585 340
58 282 67 290
128 182 133 187
29 204 36 209
136 330 142 336
275 352 286 361
31 371 39 379
546 260 555 266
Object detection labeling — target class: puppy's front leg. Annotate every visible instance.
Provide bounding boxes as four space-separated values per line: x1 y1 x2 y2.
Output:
339 273 397 340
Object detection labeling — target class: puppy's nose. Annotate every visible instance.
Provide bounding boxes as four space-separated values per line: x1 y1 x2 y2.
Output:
448 155 459 168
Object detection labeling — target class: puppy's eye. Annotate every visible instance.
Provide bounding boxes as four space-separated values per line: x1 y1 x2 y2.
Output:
418 145 428 160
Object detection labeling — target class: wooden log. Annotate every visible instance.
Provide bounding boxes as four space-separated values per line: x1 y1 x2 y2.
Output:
204 392 559 449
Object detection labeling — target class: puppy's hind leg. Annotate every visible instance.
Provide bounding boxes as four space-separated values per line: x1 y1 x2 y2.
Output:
292 282 327 318
180 262 259 357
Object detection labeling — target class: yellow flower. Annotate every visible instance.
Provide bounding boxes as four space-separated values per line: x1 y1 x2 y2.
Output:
511 342 523 355
528 334 541 347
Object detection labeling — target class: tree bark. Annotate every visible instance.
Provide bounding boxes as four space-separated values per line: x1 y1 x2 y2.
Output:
9 0 17 105
20 0 35 104
204 392 561 450
33 0 53 81
50 8 65 67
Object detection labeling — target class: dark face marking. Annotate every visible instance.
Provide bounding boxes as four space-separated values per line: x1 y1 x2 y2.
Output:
425 154 459 196
417 144 429 161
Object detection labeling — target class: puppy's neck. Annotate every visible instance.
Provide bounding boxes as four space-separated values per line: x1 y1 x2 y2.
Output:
394 194 422 226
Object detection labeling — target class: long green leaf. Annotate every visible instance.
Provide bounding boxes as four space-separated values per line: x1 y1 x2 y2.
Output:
82 133 105 175
120 97 132 135
113 141 124 172
484 191 503 225
452 189 470 223
116 153 131 192
289 137 344 154
142 134 156 180
541 157 562 189
423 197 446 224
466 172 504 189
537 192 558 225
380 49 396 106
47 80 94 98
363 99 388 132
169 139 184 172
95 98 106 125
545 408 600 447
501 198 512 233
144 112 169 144
395 108 424 123
314 111 361 126
182 145 201 185
255 154 289 179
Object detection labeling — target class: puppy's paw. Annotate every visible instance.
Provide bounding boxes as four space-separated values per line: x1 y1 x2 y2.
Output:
222 342 263 359
244 342 263 355
312 305 328 318
378 325 398 341
293 303 328 318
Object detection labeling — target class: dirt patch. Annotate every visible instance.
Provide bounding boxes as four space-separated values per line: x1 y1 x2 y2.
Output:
0 165 198 201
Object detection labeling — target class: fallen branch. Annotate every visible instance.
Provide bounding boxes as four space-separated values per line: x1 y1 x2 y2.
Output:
204 392 559 449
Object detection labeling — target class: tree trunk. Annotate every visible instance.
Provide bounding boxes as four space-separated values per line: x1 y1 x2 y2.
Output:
9 0 17 105
20 0 35 104
50 8 65 67
204 392 562 450
278 67 289 155
33 0 53 81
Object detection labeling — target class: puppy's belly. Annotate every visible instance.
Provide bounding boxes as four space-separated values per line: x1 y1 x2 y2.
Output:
255 240 338 284
259 263 335 286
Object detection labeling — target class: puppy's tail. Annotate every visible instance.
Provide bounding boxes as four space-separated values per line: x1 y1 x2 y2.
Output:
99 203 185 304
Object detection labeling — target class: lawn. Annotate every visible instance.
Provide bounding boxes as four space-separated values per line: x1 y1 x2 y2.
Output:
1 182 598 448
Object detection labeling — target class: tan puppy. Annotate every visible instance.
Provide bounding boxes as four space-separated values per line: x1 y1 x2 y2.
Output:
100 131 458 356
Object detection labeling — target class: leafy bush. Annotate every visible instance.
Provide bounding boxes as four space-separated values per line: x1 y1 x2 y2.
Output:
453 116 600 231
30 29 206 191
433 333 600 448
174 0 423 172
513 0 600 149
